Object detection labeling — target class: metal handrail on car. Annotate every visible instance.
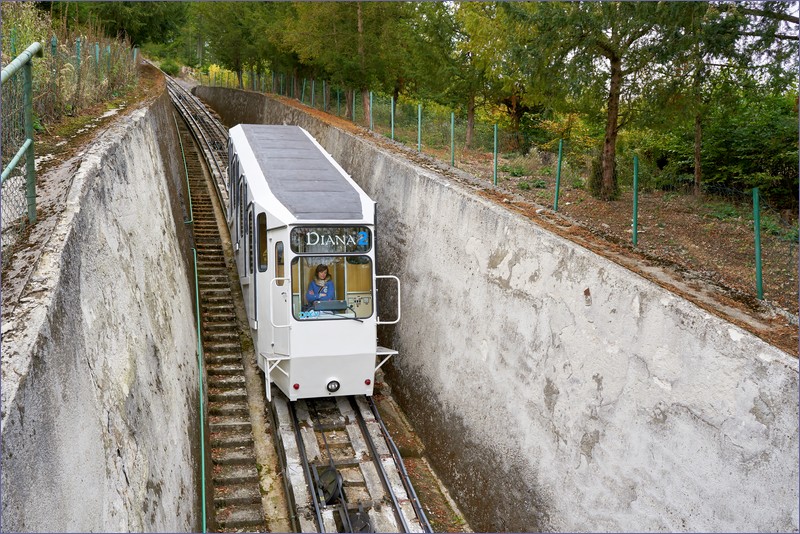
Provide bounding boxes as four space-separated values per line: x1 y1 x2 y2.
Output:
376 275 401 325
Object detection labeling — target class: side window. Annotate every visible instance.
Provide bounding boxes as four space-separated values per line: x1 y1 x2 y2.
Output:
257 214 267 272
231 167 238 218
229 155 237 198
248 209 254 274
238 179 245 241
275 242 284 286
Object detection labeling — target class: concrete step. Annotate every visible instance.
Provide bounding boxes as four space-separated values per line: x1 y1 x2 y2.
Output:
213 483 262 507
207 375 246 388
212 445 257 466
212 463 259 486
215 504 266 531
209 404 250 418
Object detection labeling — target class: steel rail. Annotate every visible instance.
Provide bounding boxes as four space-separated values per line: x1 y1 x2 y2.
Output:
350 397 411 533
166 83 226 184
166 80 228 160
164 73 229 141
288 400 327 532
158 71 228 207
367 396 433 533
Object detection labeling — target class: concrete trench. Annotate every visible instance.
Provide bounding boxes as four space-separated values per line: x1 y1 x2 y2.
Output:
0 73 796 532
196 86 798 533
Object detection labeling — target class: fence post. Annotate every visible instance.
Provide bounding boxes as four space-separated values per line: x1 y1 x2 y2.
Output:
337 89 341 116
75 37 82 109
417 104 422 152
753 187 763 299
50 36 58 113
369 91 373 131
554 139 564 211
311 79 315 107
133 47 138 64
632 155 639 246
493 124 498 186
301 78 306 103
390 96 395 140
450 112 455 166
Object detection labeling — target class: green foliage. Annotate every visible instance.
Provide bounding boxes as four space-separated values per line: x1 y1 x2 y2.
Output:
160 59 180 77
705 202 741 221
50 2 188 46
518 179 547 191
169 1 798 209
761 215 799 243
500 163 527 177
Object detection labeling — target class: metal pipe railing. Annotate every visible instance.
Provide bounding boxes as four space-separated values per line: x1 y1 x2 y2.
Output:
2 42 43 225
192 248 208 533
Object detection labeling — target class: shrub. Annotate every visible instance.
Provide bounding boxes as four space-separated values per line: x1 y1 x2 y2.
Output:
161 59 180 76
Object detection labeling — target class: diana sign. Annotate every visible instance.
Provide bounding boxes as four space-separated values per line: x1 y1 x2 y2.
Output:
291 226 372 253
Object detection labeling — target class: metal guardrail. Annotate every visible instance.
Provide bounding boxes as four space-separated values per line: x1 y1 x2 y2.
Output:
2 41 43 254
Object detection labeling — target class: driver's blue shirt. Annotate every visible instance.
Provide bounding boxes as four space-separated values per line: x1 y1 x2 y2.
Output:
307 280 334 304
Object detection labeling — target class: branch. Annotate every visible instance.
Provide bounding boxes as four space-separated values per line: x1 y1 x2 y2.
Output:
740 31 798 41
739 7 799 25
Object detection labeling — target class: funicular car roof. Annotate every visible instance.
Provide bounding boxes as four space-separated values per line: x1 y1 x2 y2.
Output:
239 124 364 221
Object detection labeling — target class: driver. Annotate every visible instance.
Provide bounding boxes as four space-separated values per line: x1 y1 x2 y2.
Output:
306 264 334 307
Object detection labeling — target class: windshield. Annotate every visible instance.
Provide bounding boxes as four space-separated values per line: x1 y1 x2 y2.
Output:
291 255 373 320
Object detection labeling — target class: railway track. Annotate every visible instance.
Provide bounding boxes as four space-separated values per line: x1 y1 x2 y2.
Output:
164 72 432 533
274 394 432 533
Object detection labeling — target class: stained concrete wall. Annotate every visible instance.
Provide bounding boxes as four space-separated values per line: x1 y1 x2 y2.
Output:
197 87 799 532
1 89 200 531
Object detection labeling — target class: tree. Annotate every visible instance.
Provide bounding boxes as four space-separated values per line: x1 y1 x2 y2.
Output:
506 2 671 199
634 1 797 195
48 2 187 46
193 3 262 88
277 2 419 124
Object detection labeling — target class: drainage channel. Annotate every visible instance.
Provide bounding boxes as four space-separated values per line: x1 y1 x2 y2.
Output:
177 116 268 532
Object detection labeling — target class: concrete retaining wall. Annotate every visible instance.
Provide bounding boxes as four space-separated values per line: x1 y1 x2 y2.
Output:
1 90 200 531
197 87 798 532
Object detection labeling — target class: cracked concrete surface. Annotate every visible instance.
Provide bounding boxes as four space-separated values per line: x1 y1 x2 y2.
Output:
1 92 200 531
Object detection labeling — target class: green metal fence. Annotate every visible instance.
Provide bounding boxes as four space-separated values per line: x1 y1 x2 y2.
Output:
200 69 798 314
1 33 138 265
2 42 42 264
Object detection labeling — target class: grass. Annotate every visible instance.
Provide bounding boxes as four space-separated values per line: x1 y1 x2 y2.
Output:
518 179 547 191
499 163 528 177
705 202 741 221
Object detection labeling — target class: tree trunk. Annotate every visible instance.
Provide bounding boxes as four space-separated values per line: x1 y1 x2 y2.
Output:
361 88 370 127
237 69 243 89
345 89 354 121
465 93 476 149
693 112 702 196
600 55 622 200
